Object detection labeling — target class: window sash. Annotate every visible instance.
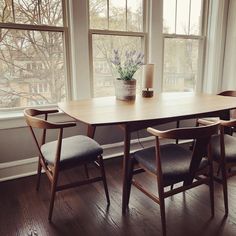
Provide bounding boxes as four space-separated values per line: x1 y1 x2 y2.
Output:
162 0 208 92
89 30 147 97
89 0 147 32
0 0 70 110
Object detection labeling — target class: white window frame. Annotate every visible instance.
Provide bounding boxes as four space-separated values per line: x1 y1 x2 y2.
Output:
0 0 71 111
162 0 209 93
88 0 149 97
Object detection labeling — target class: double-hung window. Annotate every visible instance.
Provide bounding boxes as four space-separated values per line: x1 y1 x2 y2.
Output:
0 0 68 109
89 0 147 97
162 0 207 92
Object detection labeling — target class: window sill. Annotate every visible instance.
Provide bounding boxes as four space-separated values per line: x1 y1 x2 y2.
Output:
0 108 74 130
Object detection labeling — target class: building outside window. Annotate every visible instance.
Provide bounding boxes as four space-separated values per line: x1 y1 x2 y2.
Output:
0 0 68 109
89 0 147 97
162 0 207 92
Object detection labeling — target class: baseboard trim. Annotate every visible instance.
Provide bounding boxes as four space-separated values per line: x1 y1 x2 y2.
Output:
0 136 156 182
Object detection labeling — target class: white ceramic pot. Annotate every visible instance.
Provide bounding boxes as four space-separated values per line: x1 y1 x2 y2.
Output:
115 79 136 101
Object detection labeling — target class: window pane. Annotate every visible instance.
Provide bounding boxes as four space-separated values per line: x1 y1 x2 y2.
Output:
163 0 176 34
92 34 143 97
189 0 203 35
127 0 143 32
14 0 40 24
89 0 108 30
12 0 63 26
109 0 126 31
163 38 199 92
0 29 66 108
40 0 63 26
0 0 13 22
176 0 190 35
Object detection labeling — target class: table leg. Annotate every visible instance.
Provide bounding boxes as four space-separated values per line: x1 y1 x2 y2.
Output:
122 126 131 214
85 125 96 178
87 125 96 138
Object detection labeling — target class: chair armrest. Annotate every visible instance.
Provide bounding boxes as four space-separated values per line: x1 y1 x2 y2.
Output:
197 118 217 126
24 108 59 117
45 121 77 129
147 127 164 137
220 119 236 127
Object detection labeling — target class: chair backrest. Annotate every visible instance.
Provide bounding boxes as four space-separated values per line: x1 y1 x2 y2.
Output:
218 90 236 97
148 122 220 185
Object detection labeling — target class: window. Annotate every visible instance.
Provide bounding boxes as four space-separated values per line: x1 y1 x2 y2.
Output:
162 0 206 92
0 0 67 109
89 0 146 97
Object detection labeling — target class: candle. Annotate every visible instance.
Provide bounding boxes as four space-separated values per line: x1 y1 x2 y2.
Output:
143 64 154 89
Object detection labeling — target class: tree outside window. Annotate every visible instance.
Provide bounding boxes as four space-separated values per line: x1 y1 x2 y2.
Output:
0 0 66 109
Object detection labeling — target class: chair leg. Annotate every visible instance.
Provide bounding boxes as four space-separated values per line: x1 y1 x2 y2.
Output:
127 158 135 207
175 121 180 144
221 165 229 215
157 178 166 236
36 158 42 191
209 166 215 217
84 164 89 178
98 156 110 205
48 170 59 222
159 196 167 236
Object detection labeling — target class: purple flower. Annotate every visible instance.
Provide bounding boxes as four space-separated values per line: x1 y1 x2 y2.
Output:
111 49 145 80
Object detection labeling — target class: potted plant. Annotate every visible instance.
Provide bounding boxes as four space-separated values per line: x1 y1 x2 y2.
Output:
111 49 144 101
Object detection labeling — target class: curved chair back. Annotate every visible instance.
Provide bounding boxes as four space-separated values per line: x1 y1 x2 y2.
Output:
218 90 236 97
24 108 76 167
148 122 220 185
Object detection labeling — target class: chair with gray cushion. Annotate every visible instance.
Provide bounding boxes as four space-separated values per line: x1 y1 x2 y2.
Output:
196 90 236 133
210 119 236 215
24 108 110 221
127 123 219 236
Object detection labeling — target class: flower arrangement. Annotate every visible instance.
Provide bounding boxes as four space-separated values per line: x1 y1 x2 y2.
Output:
111 49 144 80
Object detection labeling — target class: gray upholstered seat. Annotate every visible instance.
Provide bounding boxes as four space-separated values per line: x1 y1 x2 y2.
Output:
133 144 208 187
41 135 103 166
211 134 236 163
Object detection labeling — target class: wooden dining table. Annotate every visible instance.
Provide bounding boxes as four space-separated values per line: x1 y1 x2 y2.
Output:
58 92 236 213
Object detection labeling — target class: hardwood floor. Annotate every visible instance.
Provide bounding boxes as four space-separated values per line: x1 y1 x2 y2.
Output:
1 157 236 236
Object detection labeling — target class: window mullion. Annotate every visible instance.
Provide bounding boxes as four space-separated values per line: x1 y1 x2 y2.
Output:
89 29 146 37
0 22 65 32
125 0 128 31
175 0 177 34
188 0 191 35
11 0 15 23
107 0 109 29
38 0 42 24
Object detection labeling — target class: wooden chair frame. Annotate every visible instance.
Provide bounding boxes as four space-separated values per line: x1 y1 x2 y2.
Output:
24 108 110 221
127 123 219 236
198 117 236 215
203 118 236 215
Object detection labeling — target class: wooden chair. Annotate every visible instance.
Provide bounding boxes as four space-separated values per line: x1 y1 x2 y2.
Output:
127 123 219 236
206 119 236 215
197 90 236 132
24 108 110 221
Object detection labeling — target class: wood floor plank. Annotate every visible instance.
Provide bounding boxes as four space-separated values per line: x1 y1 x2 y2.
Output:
1 157 236 236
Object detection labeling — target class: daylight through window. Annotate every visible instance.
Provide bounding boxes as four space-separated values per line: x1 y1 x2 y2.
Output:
163 0 205 92
89 0 146 97
0 0 67 109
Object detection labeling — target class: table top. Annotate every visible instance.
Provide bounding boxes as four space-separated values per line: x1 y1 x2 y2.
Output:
58 92 236 126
